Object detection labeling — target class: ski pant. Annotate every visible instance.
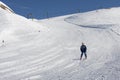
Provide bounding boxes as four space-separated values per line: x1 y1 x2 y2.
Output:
80 52 87 58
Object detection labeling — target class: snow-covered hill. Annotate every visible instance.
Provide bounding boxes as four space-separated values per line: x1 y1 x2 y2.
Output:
0 1 14 13
0 2 120 80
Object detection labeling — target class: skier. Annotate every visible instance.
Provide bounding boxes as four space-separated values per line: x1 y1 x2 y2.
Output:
2 40 4 43
80 42 87 60
1 40 5 47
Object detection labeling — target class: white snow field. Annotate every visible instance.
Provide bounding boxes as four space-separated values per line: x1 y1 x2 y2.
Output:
0 2 120 80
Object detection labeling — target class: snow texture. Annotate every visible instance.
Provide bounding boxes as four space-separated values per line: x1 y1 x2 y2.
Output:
0 2 120 80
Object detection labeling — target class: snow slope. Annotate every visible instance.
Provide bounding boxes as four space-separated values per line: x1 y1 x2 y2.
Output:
0 3 120 80
0 1 14 13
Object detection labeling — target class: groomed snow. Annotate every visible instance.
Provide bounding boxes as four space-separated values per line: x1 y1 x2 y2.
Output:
0 3 120 80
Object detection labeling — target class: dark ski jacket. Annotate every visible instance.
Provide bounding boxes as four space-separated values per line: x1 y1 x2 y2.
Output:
80 44 87 53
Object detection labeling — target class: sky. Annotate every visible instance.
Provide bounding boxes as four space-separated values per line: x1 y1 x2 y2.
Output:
1 0 120 19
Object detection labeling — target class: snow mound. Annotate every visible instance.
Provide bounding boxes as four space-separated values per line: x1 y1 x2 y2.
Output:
65 7 120 25
64 7 120 35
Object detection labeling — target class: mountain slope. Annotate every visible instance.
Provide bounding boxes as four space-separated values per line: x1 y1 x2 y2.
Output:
0 2 120 80
0 1 14 13
37 9 120 80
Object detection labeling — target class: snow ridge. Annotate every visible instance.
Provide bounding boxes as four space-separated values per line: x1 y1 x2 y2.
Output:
0 1 14 13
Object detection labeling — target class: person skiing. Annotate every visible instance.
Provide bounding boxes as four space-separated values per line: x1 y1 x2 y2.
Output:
2 40 4 43
80 42 87 60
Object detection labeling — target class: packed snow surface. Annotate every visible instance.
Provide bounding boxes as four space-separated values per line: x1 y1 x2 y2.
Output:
0 5 120 80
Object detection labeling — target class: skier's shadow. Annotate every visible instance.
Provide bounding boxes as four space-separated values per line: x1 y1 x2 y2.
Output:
72 58 80 60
